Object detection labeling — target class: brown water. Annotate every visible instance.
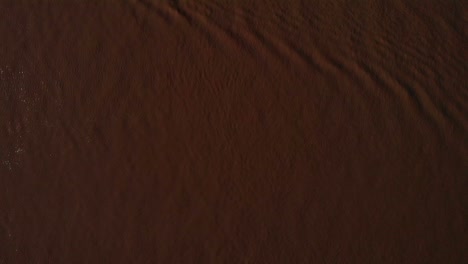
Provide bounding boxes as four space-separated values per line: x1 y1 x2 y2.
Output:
0 0 466 263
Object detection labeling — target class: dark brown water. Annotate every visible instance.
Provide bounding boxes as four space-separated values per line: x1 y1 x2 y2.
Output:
0 0 466 263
